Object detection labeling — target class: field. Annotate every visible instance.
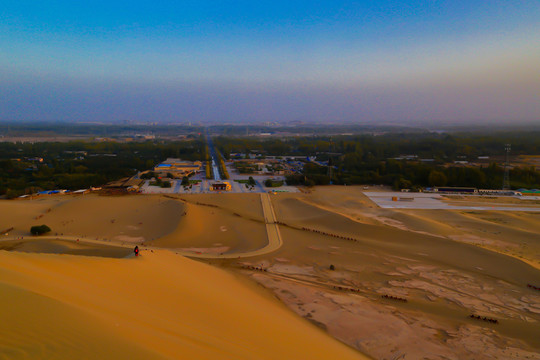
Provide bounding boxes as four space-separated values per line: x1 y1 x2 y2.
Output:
0 188 539 359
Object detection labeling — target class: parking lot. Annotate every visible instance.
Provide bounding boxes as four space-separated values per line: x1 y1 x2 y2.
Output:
364 192 540 211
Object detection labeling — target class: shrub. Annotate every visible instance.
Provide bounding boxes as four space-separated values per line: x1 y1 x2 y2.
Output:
31 224 51 236
265 179 284 187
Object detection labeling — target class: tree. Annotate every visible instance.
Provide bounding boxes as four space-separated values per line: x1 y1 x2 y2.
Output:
285 174 304 185
74 165 88 173
206 162 213 179
31 224 51 236
248 176 256 186
428 170 447 187
181 176 189 186
394 177 412 190
265 179 283 187
140 171 156 180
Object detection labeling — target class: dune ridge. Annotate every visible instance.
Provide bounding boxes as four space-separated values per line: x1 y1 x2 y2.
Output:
0 250 366 360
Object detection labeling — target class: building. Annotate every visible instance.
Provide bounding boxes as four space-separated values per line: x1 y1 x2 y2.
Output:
518 189 540 196
210 182 231 191
434 187 477 194
478 189 520 196
153 158 202 178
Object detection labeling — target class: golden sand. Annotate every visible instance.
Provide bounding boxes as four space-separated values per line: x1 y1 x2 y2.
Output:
0 250 364 359
1 188 539 359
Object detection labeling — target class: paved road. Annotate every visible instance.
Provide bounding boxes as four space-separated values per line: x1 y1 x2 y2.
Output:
173 180 182 193
260 192 283 253
255 179 266 193
206 134 221 181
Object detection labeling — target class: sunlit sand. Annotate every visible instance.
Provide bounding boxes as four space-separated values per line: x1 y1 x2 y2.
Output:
1 188 539 359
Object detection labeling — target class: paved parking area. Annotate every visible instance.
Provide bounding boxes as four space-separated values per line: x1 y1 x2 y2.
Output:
364 192 540 211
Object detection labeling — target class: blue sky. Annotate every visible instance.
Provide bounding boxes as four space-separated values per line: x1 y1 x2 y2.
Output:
1 1 539 123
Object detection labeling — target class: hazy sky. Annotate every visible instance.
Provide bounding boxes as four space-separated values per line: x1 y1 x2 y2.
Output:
1 1 539 124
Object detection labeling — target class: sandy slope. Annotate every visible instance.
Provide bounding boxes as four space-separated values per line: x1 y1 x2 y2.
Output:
0 250 365 360
0 238 132 258
0 195 185 243
294 187 540 269
153 200 267 253
230 187 540 359
178 193 265 221
2 188 539 359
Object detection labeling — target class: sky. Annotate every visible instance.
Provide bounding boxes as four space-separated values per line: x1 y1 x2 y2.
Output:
1 1 539 124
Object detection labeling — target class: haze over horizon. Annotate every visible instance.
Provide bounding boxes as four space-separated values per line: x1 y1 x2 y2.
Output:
1 1 539 124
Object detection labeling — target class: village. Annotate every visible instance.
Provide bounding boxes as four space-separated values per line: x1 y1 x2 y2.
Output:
137 156 303 194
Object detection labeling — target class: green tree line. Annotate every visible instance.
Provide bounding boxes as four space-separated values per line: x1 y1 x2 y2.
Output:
0 140 204 197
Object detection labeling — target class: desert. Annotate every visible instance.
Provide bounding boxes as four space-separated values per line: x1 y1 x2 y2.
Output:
3 2 540 358
1 187 539 359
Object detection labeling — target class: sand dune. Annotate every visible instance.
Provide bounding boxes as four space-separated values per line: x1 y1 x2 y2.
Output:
235 188 540 359
386 209 540 268
300 187 540 269
0 250 364 360
1 188 539 359
0 238 132 258
0 195 185 243
152 198 268 254
0 281 157 359
178 193 265 221
0 197 69 232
